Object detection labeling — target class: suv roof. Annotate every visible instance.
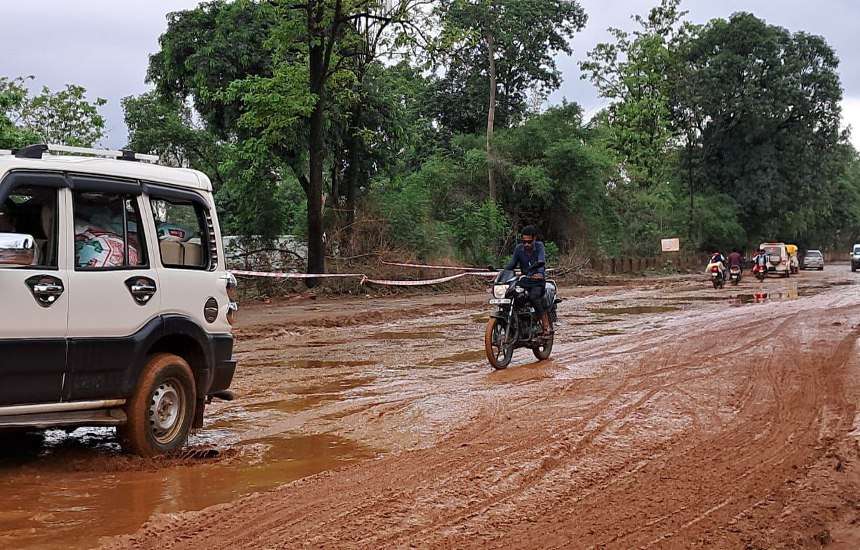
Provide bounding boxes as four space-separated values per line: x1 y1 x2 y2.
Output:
0 145 211 192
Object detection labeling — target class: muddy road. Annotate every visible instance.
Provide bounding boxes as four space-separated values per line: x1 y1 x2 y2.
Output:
3 268 860 548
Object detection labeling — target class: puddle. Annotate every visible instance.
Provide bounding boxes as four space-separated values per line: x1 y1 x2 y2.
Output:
589 306 679 315
0 432 374 550
365 331 445 340
244 376 376 414
732 287 803 305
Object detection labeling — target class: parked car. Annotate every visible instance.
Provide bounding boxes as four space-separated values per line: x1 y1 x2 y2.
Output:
802 250 824 270
0 144 238 456
760 242 791 278
852 244 860 272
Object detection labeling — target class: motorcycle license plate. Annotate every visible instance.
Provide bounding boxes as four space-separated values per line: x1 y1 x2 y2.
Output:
489 298 511 305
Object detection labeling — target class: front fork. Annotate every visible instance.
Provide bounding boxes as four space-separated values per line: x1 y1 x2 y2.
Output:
492 306 516 346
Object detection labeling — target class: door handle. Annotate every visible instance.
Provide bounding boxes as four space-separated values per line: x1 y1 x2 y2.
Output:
125 276 157 306
25 275 65 308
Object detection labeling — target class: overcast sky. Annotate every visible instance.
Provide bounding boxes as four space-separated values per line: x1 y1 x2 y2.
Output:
1 0 859 149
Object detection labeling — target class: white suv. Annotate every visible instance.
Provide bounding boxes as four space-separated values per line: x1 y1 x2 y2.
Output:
0 144 237 456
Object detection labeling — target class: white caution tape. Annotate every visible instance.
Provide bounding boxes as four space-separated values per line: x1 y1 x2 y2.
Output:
232 270 364 279
361 271 496 286
232 268 496 286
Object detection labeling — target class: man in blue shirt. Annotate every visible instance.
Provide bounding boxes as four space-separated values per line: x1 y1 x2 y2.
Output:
504 225 551 337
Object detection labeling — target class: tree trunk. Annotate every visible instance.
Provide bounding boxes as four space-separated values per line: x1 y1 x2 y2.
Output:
486 32 497 202
307 100 326 280
343 131 360 249
687 138 694 245
306 22 327 283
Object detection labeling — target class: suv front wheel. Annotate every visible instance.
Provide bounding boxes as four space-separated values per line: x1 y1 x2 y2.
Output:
119 353 197 457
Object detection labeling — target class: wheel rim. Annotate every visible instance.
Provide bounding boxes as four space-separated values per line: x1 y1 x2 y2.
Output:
492 322 508 361
149 378 186 445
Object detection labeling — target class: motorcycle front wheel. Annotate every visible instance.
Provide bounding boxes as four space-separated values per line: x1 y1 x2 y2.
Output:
485 317 514 370
533 318 554 361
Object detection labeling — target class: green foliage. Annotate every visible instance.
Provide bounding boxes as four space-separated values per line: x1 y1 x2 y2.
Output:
435 0 587 134
147 0 277 137
0 76 106 147
681 12 845 244
452 200 509 265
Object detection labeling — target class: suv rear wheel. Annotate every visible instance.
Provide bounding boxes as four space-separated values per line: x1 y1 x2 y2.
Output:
118 353 196 457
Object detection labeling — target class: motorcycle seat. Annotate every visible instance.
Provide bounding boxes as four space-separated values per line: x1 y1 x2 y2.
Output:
544 281 558 309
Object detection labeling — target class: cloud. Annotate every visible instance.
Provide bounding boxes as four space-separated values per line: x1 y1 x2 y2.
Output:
842 97 860 150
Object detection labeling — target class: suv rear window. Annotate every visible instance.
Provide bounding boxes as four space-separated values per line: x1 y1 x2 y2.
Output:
150 198 209 269
764 246 782 256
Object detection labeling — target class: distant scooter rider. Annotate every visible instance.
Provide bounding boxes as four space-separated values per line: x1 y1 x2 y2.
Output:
504 225 552 337
752 248 768 274
727 249 743 272
709 250 727 280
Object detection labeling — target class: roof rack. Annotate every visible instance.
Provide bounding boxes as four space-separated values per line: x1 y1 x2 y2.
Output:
5 143 159 163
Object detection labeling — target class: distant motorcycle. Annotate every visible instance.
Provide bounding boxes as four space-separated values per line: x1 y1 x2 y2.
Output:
752 263 767 281
729 265 742 286
708 263 725 289
484 267 560 370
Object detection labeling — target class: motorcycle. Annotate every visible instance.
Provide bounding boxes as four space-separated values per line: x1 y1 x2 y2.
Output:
752 263 767 281
484 267 561 370
729 265 742 286
709 263 725 289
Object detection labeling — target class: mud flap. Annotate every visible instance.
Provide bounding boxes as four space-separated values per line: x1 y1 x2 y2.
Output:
193 399 205 429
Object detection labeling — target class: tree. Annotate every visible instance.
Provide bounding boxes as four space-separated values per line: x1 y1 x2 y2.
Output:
437 0 587 201
580 0 694 191
123 92 226 185
681 13 845 243
0 76 106 147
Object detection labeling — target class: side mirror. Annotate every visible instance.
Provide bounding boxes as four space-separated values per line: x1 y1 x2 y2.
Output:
0 233 36 266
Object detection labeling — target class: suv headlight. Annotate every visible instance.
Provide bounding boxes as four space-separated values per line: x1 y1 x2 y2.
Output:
493 285 508 299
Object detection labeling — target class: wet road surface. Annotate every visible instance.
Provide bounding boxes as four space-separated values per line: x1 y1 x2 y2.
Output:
3 267 860 548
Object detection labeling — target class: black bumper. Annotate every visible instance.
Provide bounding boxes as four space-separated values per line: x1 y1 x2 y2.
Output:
209 335 236 394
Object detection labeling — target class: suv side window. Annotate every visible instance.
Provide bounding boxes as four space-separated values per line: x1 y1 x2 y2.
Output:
73 192 148 270
0 185 59 268
150 197 209 269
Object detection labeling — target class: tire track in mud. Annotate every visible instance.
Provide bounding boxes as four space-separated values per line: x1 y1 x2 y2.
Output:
103 276 860 549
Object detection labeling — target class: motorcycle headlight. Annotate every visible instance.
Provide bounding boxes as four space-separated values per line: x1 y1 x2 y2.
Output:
493 285 508 299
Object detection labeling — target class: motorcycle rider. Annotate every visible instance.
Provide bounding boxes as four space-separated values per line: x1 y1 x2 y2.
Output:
752 248 768 274
709 250 728 281
727 249 743 276
504 225 551 337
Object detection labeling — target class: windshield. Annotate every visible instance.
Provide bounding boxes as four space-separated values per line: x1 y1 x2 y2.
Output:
494 269 516 284
764 246 782 256
807 251 822 257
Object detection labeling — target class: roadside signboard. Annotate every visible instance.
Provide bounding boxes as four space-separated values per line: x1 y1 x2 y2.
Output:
661 238 680 253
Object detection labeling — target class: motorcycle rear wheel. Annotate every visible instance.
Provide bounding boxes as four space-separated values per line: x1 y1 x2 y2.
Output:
485 317 514 370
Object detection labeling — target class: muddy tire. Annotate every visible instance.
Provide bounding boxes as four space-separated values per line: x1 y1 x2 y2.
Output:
485 317 513 370
119 353 196 457
533 319 554 361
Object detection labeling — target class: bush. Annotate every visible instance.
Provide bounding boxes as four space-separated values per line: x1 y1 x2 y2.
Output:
452 200 509 265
